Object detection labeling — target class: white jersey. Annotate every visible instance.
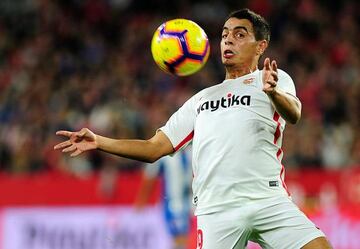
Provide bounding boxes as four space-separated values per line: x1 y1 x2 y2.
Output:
160 69 297 215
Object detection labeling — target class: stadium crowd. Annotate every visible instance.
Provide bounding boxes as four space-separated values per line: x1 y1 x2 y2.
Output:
0 0 359 176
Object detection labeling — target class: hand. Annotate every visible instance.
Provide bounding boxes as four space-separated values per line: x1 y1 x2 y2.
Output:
54 128 97 157
262 58 278 95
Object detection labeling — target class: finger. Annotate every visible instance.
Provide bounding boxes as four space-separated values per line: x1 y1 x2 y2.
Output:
62 144 77 153
263 82 271 89
54 140 72 150
56 130 73 137
70 150 82 157
272 60 278 72
76 128 87 138
271 71 278 82
263 83 273 92
264 58 270 70
266 79 277 87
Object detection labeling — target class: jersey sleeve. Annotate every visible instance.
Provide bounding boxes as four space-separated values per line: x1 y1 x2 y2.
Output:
159 96 197 153
277 69 297 97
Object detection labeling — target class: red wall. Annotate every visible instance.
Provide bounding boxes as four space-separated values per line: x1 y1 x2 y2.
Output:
0 168 359 210
0 171 160 206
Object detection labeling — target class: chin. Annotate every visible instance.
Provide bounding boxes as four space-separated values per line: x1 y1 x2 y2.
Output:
222 60 236 67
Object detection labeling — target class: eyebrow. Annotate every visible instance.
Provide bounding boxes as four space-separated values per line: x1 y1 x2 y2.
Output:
222 26 249 33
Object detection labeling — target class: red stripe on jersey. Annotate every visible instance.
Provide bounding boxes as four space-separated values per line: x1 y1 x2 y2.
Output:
273 112 290 196
273 111 281 144
197 229 203 249
174 130 194 151
277 149 290 196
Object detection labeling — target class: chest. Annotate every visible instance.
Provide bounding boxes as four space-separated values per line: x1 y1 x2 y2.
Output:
192 82 278 148
195 81 273 120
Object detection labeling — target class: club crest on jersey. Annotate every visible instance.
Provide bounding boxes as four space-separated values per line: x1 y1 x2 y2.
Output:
197 93 251 114
243 77 255 84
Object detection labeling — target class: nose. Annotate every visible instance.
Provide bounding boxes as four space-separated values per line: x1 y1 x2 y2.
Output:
224 35 234 45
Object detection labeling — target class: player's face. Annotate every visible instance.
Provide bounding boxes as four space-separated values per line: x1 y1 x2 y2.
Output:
221 18 259 67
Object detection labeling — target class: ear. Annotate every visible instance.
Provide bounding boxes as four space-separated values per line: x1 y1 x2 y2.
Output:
256 40 268 56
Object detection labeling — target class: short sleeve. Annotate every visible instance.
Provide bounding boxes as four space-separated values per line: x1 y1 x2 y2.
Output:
277 69 297 97
159 96 197 153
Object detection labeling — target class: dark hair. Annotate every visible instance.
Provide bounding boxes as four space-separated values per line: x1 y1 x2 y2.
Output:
227 8 270 42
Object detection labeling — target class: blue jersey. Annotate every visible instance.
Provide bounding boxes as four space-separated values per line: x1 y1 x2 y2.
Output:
144 147 192 236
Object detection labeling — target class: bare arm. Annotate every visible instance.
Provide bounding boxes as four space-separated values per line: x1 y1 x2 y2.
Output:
54 128 174 163
262 58 302 124
96 131 174 162
267 89 301 124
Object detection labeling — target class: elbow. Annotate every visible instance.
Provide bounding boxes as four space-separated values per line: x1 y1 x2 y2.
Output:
145 149 173 163
288 116 300 125
144 150 164 164
144 135 174 163
288 101 302 125
288 110 301 125
144 156 159 164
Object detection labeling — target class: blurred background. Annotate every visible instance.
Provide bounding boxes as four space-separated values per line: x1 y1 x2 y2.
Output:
0 0 359 248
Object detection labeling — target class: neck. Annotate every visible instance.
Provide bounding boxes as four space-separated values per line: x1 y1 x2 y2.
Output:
224 62 258 80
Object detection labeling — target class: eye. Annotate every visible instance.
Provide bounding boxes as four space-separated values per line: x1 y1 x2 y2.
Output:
236 32 245 38
222 33 228 39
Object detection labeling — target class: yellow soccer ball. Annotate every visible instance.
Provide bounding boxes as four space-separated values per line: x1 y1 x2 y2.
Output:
151 19 210 76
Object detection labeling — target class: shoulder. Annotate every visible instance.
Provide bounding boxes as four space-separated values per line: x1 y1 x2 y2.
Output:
276 69 297 95
181 82 223 108
277 69 294 83
258 68 293 82
193 82 223 100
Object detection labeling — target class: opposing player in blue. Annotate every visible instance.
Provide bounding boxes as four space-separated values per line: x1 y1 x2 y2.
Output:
55 8 332 248
136 148 192 249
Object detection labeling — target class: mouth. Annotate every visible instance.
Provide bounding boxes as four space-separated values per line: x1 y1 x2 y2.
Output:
223 49 235 59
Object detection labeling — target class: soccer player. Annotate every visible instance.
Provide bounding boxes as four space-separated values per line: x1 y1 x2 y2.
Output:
55 8 332 249
135 148 192 249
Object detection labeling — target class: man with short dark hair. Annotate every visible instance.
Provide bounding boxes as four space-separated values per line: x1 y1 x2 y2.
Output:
55 8 332 248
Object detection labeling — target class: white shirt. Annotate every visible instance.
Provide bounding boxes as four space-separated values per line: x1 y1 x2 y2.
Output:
160 69 297 215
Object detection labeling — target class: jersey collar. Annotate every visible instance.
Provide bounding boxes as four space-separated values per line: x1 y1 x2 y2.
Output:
223 69 259 84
